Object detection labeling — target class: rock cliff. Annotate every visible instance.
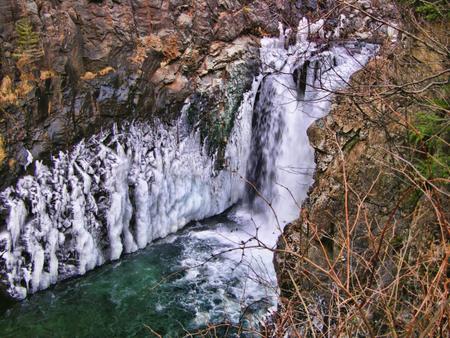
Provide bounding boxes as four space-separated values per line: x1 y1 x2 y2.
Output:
0 0 310 189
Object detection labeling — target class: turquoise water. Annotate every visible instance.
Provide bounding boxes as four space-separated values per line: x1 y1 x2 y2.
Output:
0 214 274 337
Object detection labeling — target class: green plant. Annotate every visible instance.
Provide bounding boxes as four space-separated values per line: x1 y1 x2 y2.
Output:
13 18 44 63
401 0 449 21
409 98 450 180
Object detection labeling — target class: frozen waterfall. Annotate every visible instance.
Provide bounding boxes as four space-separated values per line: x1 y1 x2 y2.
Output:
170 23 378 326
0 18 377 302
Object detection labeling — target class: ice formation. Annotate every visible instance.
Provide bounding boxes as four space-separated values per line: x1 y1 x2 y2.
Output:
0 89 257 299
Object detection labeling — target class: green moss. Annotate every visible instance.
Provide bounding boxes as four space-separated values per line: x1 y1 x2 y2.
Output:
409 107 449 180
13 18 43 62
399 0 449 21
187 62 255 167
342 131 360 153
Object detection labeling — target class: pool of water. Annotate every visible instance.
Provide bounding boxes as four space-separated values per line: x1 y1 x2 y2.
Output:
0 211 278 337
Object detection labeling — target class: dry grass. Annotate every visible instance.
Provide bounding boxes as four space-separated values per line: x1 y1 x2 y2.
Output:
0 135 5 166
129 34 181 65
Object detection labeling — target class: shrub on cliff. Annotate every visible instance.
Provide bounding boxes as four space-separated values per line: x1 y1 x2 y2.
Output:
400 0 449 21
13 18 44 65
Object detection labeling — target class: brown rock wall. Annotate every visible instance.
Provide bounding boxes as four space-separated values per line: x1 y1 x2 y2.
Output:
0 0 305 189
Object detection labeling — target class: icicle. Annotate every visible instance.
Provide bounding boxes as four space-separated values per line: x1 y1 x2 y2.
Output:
6 199 27 249
297 17 310 43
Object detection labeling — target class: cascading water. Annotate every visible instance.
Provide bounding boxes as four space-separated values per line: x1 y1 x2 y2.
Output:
0 18 377 336
246 20 377 225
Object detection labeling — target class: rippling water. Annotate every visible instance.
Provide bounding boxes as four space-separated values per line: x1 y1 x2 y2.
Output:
0 211 277 337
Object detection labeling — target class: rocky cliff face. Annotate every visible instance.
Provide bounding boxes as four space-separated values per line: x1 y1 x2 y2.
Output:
0 0 312 189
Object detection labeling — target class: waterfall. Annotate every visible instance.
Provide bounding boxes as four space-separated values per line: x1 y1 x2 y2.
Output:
0 18 377 303
218 25 378 321
245 23 377 225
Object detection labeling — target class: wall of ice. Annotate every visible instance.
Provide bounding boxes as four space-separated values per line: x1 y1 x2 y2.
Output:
0 85 257 299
